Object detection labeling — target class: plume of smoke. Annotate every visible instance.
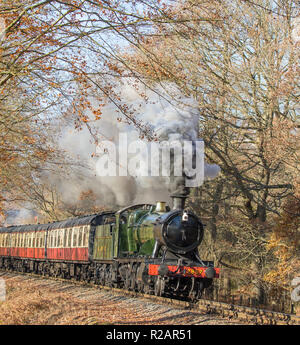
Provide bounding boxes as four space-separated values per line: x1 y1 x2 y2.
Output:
47 81 220 209
4 208 37 226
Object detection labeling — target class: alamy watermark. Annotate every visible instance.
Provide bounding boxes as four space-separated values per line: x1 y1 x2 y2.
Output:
95 133 205 187
0 278 5 302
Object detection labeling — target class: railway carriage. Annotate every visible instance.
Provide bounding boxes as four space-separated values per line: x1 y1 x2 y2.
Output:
0 197 220 300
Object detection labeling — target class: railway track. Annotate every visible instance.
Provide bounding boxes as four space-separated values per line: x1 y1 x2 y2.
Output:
0 269 298 325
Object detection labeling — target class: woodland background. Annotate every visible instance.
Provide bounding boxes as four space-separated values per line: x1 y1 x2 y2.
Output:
0 0 299 312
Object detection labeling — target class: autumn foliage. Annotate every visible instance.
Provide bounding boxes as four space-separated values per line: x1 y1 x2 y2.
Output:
0 0 299 309
265 197 300 289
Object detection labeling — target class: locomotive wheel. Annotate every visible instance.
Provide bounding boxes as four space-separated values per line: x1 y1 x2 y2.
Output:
124 266 131 290
197 280 204 299
99 266 106 286
130 272 136 291
137 281 144 293
105 266 113 287
154 276 165 297
130 265 137 291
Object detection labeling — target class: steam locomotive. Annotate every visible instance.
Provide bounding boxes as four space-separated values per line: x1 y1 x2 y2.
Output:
0 195 219 300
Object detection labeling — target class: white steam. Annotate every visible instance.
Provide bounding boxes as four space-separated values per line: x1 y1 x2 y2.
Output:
47 81 220 208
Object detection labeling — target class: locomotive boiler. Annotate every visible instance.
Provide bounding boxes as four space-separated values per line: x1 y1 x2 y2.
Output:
0 195 219 300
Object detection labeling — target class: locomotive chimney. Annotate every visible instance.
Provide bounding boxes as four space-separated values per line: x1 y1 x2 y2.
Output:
171 194 187 210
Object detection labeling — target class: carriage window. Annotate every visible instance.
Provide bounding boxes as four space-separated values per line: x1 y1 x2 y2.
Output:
57 230 60 247
78 227 83 247
66 229 69 247
63 229 67 247
57 230 61 248
83 227 87 247
59 230 63 247
72 228 77 247
37 233 40 248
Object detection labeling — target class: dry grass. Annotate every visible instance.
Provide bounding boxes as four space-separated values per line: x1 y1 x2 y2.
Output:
0 278 111 325
0 274 247 325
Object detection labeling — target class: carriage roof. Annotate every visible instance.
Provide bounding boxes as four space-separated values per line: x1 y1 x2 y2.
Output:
0 211 114 233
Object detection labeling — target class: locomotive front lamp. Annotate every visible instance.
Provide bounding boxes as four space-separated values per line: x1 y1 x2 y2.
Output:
182 211 189 222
